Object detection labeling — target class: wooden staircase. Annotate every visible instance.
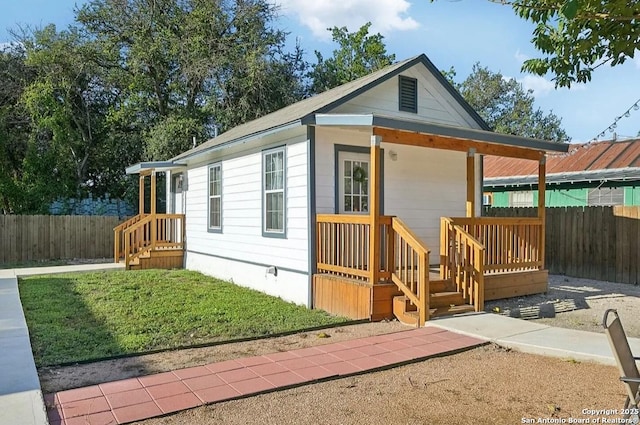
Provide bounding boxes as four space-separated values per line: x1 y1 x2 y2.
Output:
392 278 475 326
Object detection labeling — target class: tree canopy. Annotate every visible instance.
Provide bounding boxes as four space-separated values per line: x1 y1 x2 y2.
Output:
309 23 395 94
452 64 569 142
492 0 639 87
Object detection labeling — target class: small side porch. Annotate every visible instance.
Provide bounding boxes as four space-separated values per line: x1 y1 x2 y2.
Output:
313 123 554 326
113 163 186 270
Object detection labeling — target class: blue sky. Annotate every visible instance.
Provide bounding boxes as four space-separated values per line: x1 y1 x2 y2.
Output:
2 0 639 142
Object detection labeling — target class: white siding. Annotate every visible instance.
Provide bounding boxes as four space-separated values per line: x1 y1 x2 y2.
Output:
314 127 467 264
382 143 466 263
333 65 482 129
182 134 310 306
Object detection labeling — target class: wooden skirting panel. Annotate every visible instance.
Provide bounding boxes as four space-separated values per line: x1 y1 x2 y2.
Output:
135 250 184 270
312 274 402 321
484 269 548 301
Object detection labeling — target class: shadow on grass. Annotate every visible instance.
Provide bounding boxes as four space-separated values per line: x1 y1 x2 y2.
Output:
19 276 122 367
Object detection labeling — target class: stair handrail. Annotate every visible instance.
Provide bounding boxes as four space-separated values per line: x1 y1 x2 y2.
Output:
390 217 431 326
122 214 155 269
113 213 146 262
440 217 485 312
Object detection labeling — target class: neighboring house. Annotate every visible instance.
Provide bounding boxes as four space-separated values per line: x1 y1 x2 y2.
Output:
484 138 640 207
116 54 568 325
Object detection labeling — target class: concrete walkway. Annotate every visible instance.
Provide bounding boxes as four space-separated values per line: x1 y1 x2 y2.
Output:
428 312 640 366
1 263 638 425
0 263 123 425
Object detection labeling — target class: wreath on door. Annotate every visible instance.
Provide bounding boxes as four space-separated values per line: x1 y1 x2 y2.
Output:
353 165 367 183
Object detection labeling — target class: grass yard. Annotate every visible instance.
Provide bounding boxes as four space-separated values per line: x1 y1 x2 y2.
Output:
19 269 348 366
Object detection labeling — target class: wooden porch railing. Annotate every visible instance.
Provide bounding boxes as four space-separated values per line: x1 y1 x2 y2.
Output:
440 218 485 312
316 214 392 282
448 217 543 274
114 214 146 261
117 213 185 268
390 217 430 327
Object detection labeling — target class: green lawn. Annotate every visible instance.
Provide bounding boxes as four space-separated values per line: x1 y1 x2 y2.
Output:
19 269 348 366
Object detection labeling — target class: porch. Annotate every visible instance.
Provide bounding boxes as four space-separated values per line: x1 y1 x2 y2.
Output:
113 166 185 270
312 123 553 326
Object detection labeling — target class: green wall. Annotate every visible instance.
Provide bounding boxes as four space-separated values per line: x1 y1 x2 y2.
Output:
489 186 640 207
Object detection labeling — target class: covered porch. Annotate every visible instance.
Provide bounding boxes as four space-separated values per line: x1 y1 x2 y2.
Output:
312 118 561 326
113 162 186 270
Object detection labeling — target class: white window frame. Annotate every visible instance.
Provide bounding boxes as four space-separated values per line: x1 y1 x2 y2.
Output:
208 163 222 232
262 147 286 237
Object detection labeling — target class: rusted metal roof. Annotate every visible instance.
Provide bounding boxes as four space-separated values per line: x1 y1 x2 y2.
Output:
484 139 640 179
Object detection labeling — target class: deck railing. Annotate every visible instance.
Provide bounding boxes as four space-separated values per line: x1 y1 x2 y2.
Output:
316 214 392 281
440 218 485 312
448 217 543 274
117 213 185 268
390 217 431 326
114 214 146 261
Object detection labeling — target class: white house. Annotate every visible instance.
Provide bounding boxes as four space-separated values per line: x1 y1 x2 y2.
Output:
119 54 568 325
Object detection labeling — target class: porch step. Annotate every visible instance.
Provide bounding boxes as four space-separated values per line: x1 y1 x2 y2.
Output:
392 296 419 326
429 279 457 293
429 304 475 318
430 291 465 308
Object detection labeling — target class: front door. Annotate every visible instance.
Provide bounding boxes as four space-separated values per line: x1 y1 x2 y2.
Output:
171 173 184 215
338 151 370 214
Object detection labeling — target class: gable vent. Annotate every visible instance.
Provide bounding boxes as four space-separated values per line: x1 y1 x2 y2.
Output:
398 75 418 113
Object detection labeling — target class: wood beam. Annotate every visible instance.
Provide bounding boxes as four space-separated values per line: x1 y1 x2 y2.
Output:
373 127 545 161
150 171 157 216
466 149 476 218
369 135 382 286
538 156 546 269
139 175 145 215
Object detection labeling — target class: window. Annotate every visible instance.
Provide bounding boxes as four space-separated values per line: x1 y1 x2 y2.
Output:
263 147 286 235
398 75 418 113
342 157 369 213
587 187 623 206
208 163 222 231
509 191 533 207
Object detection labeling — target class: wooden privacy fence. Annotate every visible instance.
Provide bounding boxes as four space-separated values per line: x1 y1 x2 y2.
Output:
0 215 122 263
485 206 640 284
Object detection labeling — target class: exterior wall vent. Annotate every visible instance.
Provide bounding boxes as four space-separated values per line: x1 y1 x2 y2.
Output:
398 75 418 113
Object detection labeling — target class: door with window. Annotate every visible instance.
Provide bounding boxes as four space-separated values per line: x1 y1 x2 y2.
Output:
171 173 184 215
338 151 370 214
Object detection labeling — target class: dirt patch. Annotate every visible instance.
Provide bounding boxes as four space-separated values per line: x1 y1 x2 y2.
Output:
130 344 626 425
485 274 640 337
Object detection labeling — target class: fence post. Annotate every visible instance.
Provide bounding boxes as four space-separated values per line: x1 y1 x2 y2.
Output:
418 251 429 327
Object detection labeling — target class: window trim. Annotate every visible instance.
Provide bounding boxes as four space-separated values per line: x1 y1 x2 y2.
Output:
207 162 222 233
262 146 287 238
398 75 418 113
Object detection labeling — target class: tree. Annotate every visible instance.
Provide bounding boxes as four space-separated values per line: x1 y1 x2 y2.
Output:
492 0 639 87
0 45 35 213
309 22 395 94
77 0 308 158
454 64 570 142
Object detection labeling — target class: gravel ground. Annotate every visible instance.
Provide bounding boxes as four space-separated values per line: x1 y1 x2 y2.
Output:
485 274 640 337
40 275 640 425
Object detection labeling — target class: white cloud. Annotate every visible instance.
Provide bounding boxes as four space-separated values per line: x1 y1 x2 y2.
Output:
517 74 555 97
514 49 529 64
274 0 419 39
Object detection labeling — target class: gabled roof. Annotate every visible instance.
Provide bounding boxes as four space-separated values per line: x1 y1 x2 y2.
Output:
172 54 490 162
484 139 640 188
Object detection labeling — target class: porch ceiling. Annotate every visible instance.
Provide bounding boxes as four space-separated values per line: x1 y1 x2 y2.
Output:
309 113 569 160
125 161 186 175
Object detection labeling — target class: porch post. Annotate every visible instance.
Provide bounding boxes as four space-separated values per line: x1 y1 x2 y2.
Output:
369 135 382 285
466 148 476 218
151 170 157 248
138 175 145 215
538 155 546 269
